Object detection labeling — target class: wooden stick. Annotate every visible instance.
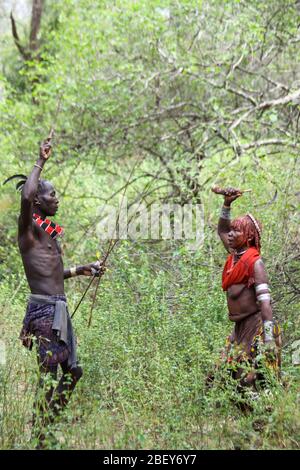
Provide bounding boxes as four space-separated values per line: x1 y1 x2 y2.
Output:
47 128 54 141
71 275 95 319
211 186 252 196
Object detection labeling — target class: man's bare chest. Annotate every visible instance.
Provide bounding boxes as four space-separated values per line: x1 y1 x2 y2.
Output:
19 225 63 265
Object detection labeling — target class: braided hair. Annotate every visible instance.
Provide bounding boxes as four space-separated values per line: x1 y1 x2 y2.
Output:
231 213 262 252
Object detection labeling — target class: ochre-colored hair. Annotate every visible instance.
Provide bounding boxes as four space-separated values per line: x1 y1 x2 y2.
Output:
231 214 262 251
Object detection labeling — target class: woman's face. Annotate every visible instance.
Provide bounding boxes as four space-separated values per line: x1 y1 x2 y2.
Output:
228 226 246 250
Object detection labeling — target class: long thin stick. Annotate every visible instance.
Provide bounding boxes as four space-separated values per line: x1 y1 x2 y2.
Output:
87 153 145 325
86 238 115 327
71 275 95 319
46 93 63 147
86 166 158 326
47 128 54 141
72 155 142 323
72 158 163 324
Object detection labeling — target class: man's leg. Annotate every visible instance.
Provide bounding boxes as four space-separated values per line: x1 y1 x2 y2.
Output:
50 360 83 416
34 359 58 419
32 359 58 447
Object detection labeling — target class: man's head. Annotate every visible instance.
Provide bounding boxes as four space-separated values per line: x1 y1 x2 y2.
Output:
228 213 262 252
34 179 59 217
3 174 59 218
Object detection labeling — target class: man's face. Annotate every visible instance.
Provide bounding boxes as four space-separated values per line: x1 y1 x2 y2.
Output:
37 181 59 217
228 226 246 250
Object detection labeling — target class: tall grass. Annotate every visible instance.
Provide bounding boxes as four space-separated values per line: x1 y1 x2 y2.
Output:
0 251 299 449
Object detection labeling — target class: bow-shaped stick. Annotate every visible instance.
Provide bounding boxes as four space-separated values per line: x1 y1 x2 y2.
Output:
71 156 166 325
71 155 143 323
70 238 115 321
86 170 159 327
86 157 162 327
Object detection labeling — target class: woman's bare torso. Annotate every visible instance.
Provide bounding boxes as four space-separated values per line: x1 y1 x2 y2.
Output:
227 283 258 316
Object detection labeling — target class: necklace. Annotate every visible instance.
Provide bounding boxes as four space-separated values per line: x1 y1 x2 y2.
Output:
235 249 247 257
233 248 247 265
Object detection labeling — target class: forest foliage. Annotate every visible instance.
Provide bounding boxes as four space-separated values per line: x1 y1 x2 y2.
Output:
0 0 299 449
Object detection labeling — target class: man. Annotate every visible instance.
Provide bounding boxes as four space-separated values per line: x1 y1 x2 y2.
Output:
216 187 281 391
15 137 104 444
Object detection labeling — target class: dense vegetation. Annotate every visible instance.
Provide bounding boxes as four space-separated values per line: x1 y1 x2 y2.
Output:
0 0 299 449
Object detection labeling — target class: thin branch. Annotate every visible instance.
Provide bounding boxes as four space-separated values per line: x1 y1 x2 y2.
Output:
230 87 300 130
10 12 31 60
241 139 299 151
237 66 289 92
226 85 257 106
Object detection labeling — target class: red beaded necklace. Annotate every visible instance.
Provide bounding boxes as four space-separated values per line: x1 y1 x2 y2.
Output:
33 213 64 239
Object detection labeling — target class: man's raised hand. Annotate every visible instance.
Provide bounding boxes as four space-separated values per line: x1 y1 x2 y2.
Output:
39 140 52 160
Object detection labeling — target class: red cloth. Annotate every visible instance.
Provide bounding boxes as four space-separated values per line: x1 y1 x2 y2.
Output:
222 247 260 291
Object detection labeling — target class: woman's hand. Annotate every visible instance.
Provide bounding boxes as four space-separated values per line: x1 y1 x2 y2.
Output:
223 187 243 206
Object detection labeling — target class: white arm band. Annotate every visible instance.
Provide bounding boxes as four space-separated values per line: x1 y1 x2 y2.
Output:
255 283 270 294
70 266 77 277
257 293 271 302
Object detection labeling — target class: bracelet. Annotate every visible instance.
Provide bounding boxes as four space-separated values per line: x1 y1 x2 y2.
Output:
255 283 270 294
257 293 271 302
263 320 274 342
220 205 231 220
70 266 77 277
34 164 43 171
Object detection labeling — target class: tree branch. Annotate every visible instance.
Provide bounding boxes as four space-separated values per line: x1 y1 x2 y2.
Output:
10 12 31 60
241 139 299 151
230 88 300 131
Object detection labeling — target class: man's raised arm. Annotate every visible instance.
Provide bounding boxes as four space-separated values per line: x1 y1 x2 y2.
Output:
19 141 51 234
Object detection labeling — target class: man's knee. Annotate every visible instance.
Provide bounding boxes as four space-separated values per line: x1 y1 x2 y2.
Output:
71 365 83 381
